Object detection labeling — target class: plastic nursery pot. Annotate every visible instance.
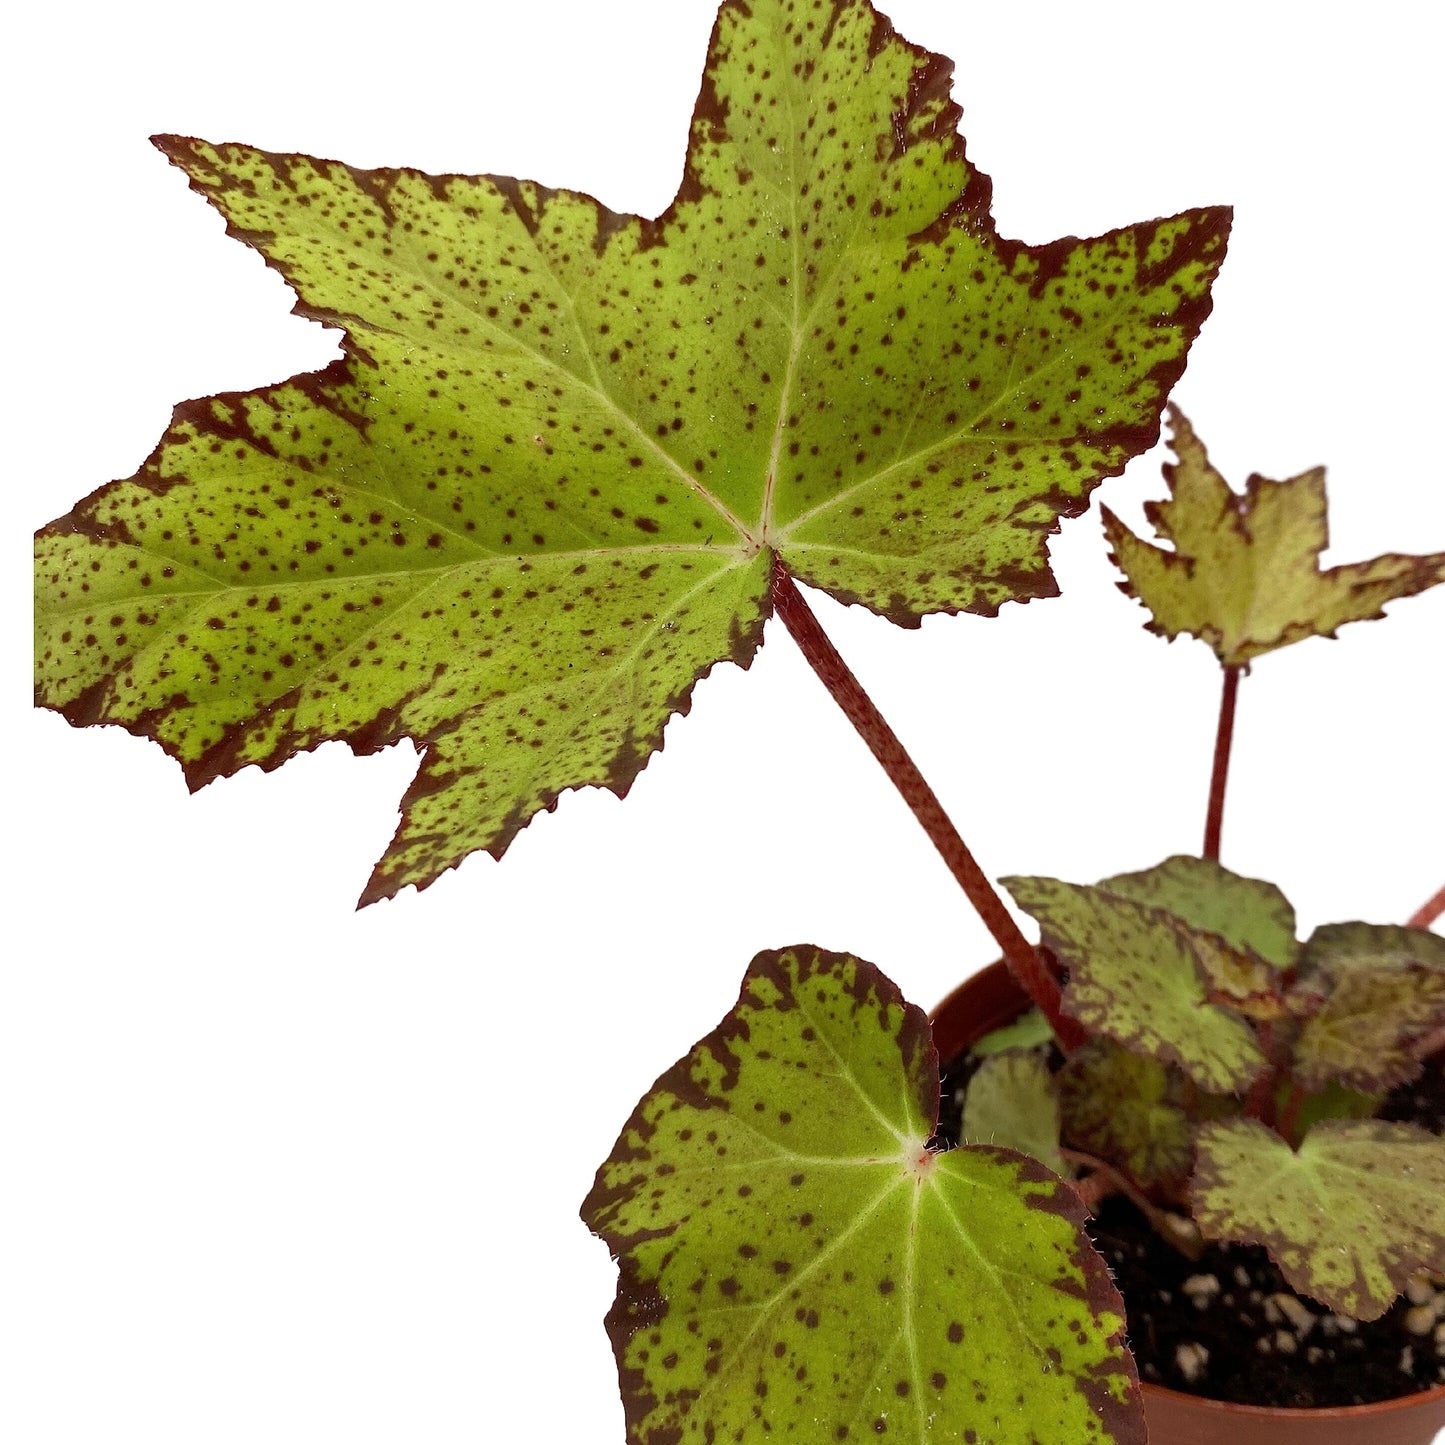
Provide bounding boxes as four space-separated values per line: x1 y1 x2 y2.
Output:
930 961 1445 1445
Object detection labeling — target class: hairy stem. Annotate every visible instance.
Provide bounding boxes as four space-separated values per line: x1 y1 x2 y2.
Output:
771 562 1085 1050
1203 664 1241 861
1061 1148 1203 1261
1408 881 1445 931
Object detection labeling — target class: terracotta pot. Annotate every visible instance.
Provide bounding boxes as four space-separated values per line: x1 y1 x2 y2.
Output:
930 962 1445 1445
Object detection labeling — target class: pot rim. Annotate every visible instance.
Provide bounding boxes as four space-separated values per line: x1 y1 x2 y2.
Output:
929 959 1445 1421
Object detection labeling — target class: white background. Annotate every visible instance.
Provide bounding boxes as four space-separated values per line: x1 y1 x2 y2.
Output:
5 1 1443 1440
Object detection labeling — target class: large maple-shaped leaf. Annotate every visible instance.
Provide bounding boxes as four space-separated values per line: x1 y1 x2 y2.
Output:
1104 409 1445 666
33 0 1228 904
582 945 1142 1444
1191 1119 1445 1320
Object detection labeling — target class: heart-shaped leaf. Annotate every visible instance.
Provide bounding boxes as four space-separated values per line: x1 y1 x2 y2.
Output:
582 945 1143 1445
962 1050 1066 1176
34 0 1229 904
1002 874 1267 1093
1191 1118 1445 1320
1104 409 1445 667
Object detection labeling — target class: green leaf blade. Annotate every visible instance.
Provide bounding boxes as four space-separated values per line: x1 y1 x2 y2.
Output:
1059 1041 1193 1189
1192 1119 1445 1320
1100 854 1298 971
1302 921 1445 977
1105 409 1445 666
1002 874 1268 1093
37 0 1230 898
583 946 1143 1445
35 363 771 901
962 1051 1066 1176
1292 963 1445 1094
778 211 1230 624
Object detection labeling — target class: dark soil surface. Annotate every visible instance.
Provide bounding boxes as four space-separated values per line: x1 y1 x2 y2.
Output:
935 1048 1445 1408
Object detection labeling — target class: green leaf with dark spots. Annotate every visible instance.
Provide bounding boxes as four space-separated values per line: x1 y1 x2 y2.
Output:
1099 855 1296 1019
1002 874 1267 1093
33 0 1229 904
1100 855 1298 971
582 945 1143 1445
1059 1040 1193 1189
1291 963 1445 1094
1104 409 1445 667
1191 1119 1445 1320
962 1051 1065 1177
1300 921 1445 979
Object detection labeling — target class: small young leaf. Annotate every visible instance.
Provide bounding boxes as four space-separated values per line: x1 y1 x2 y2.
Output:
962 1051 1066 1177
1292 964 1445 1094
1103 409 1445 667
1002 875 1267 1094
34 0 1229 904
1100 855 1298 971
970 1006 1054 1057
1059 1040 1193 1188
1191 1119 1445 1320
582 946 1143 1445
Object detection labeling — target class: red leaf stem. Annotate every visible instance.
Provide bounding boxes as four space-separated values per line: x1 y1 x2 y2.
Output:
1203 664 1241 862
771 561 1085 1050
1407 881 1445 931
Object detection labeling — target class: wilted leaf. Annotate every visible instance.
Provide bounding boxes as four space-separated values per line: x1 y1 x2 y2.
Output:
1059 1040 1193 1188
1003 874 1268 1093
34 0 1229 904
582 945 1143 1445
1191 1119 1445 1320
1103 409 1445 667
1292 964 1445 1094
970 1006 1054 1057
962 1051 1065 1176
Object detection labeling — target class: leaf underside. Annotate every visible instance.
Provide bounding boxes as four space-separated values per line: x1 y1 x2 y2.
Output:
582 945 1143 1445
1191 1118 1445 1320
34 0 1229 903
1002 874 1267 1094
1104 409 1445 667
